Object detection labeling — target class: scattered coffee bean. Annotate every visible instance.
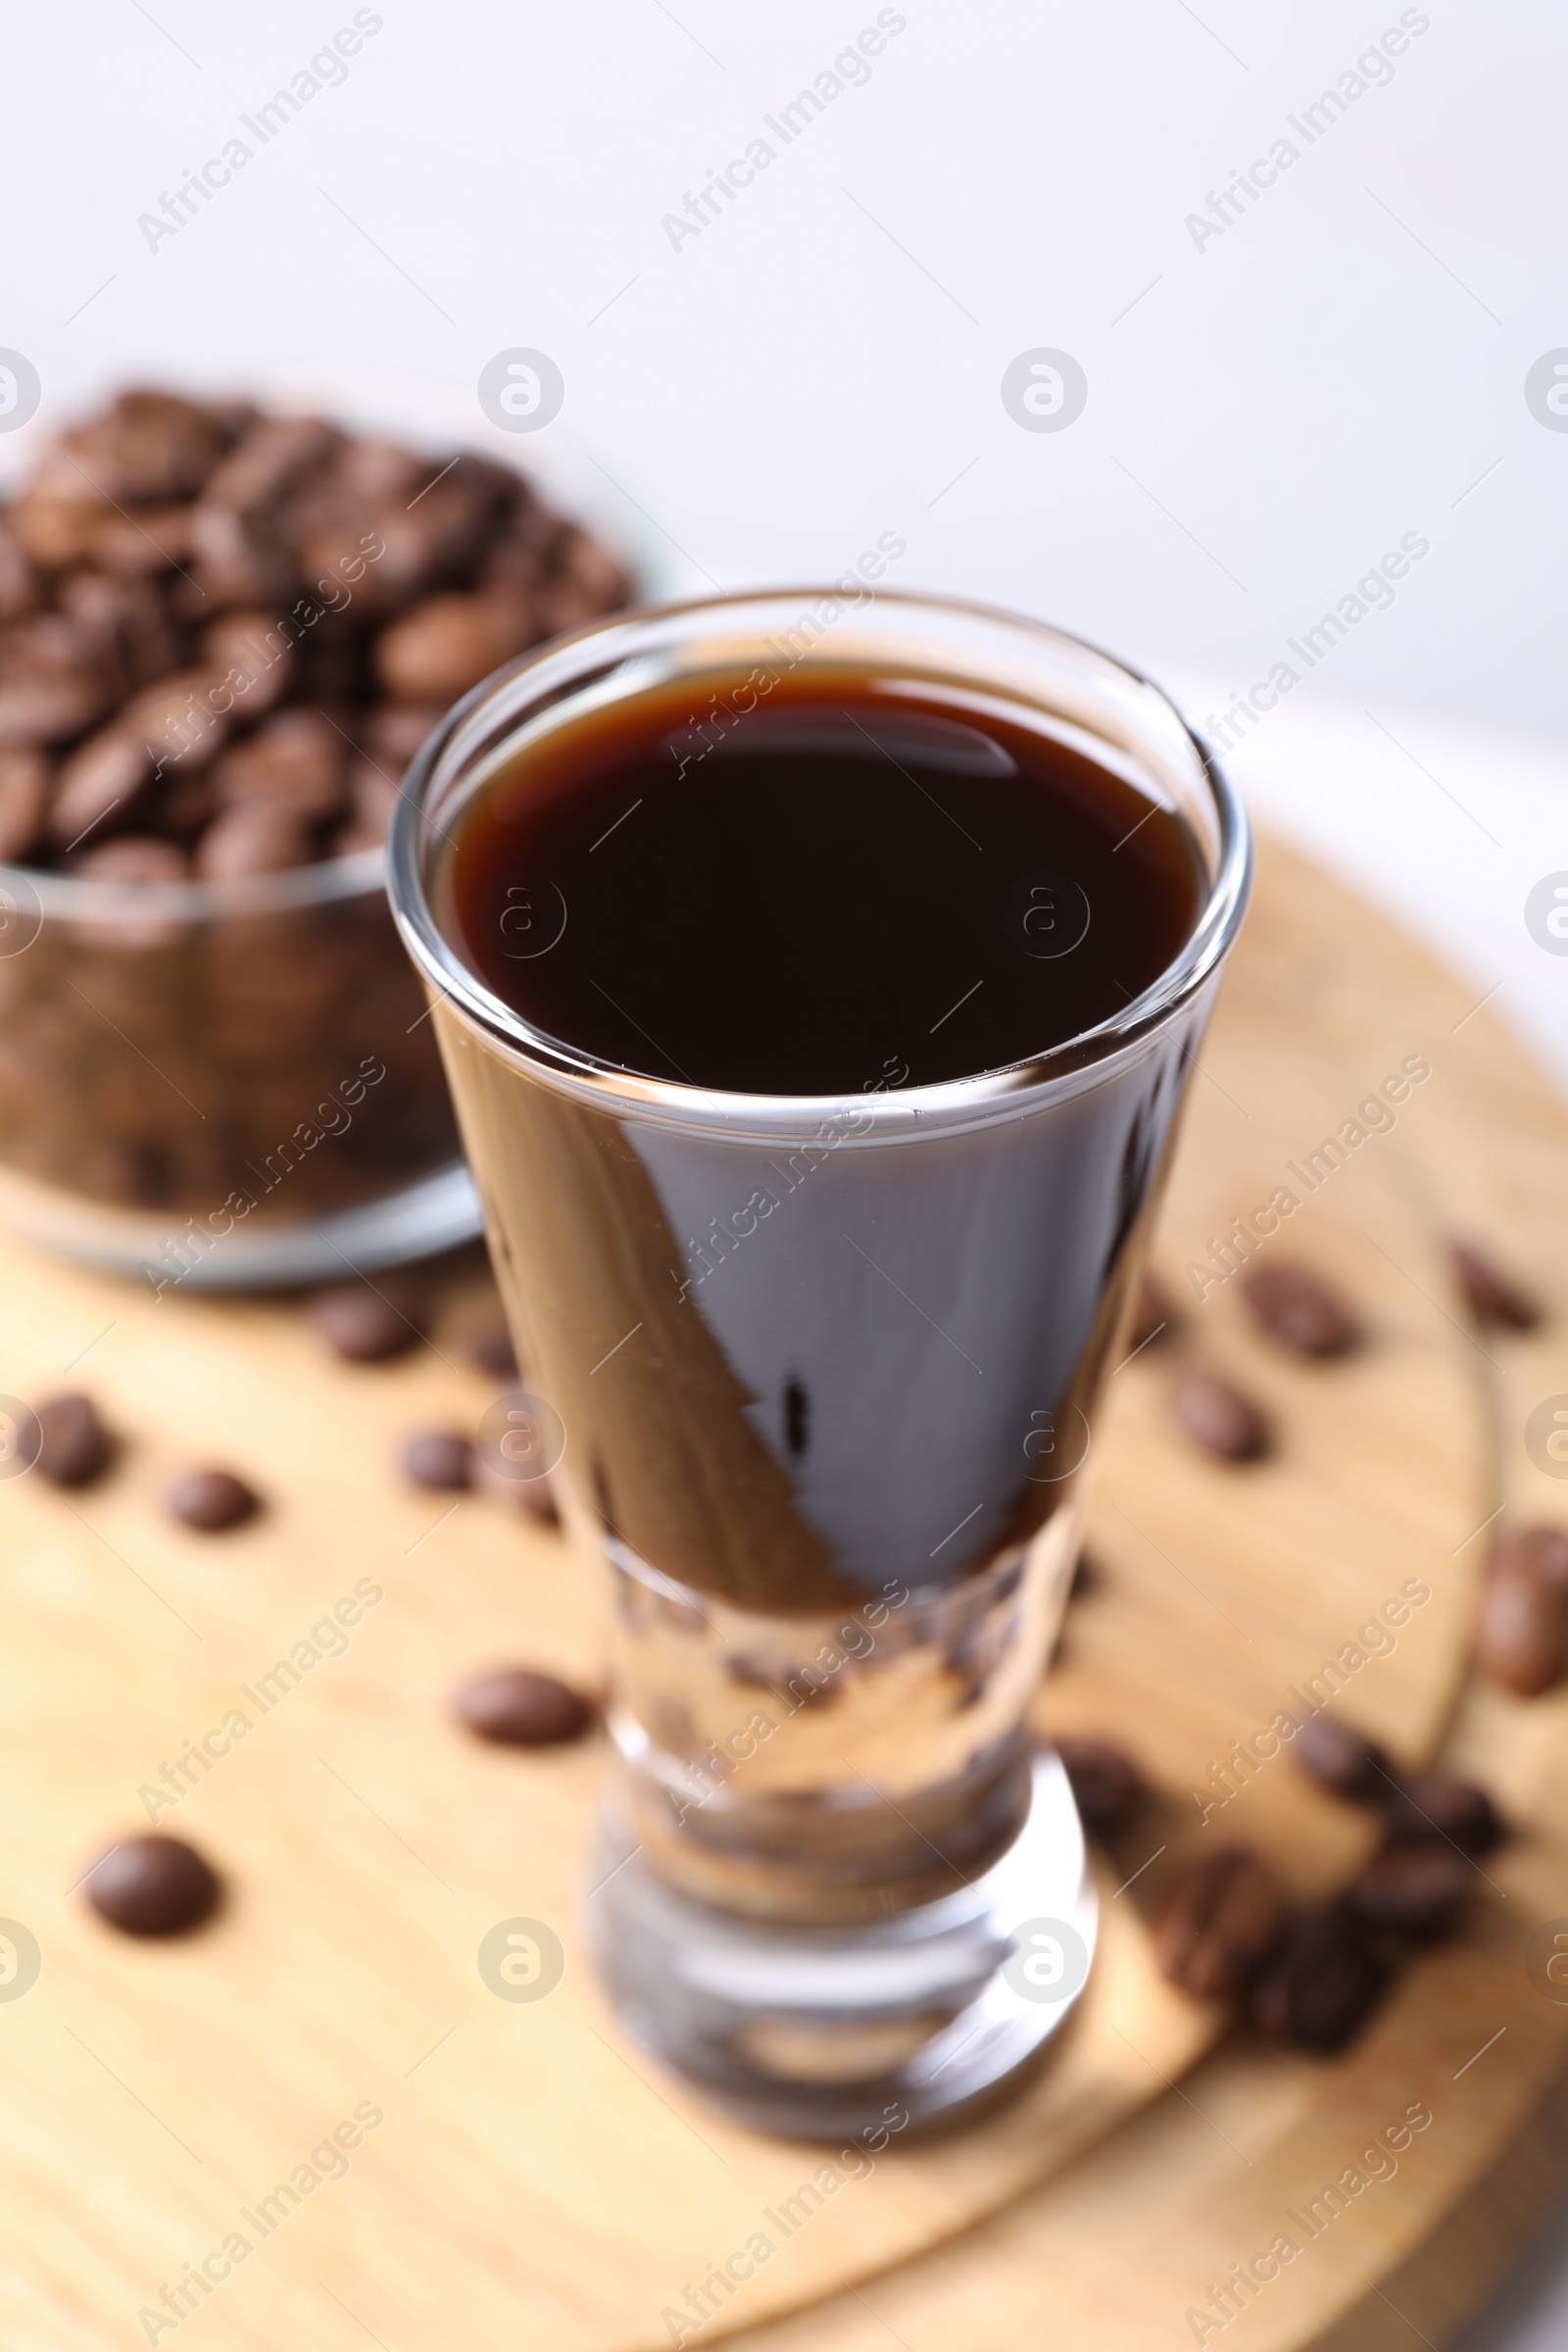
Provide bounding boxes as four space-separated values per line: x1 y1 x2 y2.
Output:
84 1834 221 1936
1241 1260 1358 1359
1054 1735 1149 1838
166 1467 260 1532
1128 1272 1176 1354
468 1321 519 1380
307 1279 424 1363
1167 1368 1269 1463
1251 1906 1388 2052
400 1429 474 1492
1379 1771 1503 1857
1152 1848 1286 1999
35 1391 113 1488
1475 1567 1567 1696
1451 1242 1539 1332
1490 1523 1568 1593
1294 1715 1395 1805
1348 1842 1472 1939
452 1666 591 1747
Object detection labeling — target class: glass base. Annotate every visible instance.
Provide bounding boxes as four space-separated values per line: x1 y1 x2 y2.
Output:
0 1158 482 1290
587 1750 1097 2140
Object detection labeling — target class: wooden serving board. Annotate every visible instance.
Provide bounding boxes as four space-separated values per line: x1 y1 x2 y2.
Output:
0 835 1553 2351
716 839 1568 2352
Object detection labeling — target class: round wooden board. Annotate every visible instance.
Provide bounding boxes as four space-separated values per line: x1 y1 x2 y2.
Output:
0 834 1550 2351
712 838 1568 2352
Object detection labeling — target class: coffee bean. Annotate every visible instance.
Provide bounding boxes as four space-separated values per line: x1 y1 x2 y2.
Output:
1490 1523 1568 1592
166 1467 260 1532
1294 1715 1395 1804
374 590 537 705
35 1392 113 1488
49 726 151 847
74 835 191 884
468 1321 519 1380
1379 1771 1504 1857
1348 1842 1472 1939
400 1429 474 1492
307 1279 424 1363
1128 1272 1175 1353
1054 1734 1148 1838
84 1834 221 1936
0 744 48 859
1451 1242 1539 1332
1152 1848 1286 1999
195 803 315 880
212 709 344 819
1167 1368 1269 1462
1251 1906 1388 2052
1240 1260 1358 1359
452 1666 591 1747
1475 1568 1567 1696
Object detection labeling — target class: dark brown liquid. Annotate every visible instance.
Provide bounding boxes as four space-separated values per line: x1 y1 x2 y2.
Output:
447 675 1201 1094
429 660 1212 1617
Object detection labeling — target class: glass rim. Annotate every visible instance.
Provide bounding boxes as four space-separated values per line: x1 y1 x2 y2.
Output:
0 841 387 926
388 585 1253 1140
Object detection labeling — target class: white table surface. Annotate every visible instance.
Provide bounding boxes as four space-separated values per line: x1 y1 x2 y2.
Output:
6 1 1567 2337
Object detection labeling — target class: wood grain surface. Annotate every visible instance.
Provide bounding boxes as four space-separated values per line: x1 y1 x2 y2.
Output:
0 835 1554 2351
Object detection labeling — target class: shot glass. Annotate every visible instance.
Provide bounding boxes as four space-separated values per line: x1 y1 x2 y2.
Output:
389 589 1250 2135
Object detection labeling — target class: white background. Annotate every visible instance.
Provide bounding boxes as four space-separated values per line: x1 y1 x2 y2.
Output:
4 1 1567 2338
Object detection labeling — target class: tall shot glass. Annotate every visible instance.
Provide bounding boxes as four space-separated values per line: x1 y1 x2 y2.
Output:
388 590 1251 2136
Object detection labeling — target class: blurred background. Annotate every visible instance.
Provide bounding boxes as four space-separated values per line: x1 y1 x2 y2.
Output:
3 1 1564 2338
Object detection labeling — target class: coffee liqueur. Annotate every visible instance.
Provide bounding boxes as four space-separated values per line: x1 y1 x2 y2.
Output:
396 593 1248 2131
434 667 1203 1621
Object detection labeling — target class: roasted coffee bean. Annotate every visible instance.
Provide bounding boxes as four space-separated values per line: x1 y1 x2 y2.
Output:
1241 1260 1358 1358
1490 1523 1568 1592
84 1834 221 1936
1451 1242 1539 1332
0 525 37 620
1348 1842 1472 1939
452 1666 591 1747
400 1429 474 1492
337 757 401 851
58 570 180 689
48 727 150 848
1475 1568 1567 1696
213 710 345 819
166 1467 261 1531
195 804 315 880
1152 1848 1286 1999
124 668 230 772
374 590 537 705
0 745 48 859
74 836 190 884
1294 1715 1395 1804
1252 1906 1388 2052
200 609 295 716
365 702 442 772
1127 1272 1175 1353
307 1278 424 1363
35 1392 113 1487
1167 1368 1269 1462
72 390 236 505
468 1321 519 1380
1054 1734 1148 1838
1379 1771 1504 1856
